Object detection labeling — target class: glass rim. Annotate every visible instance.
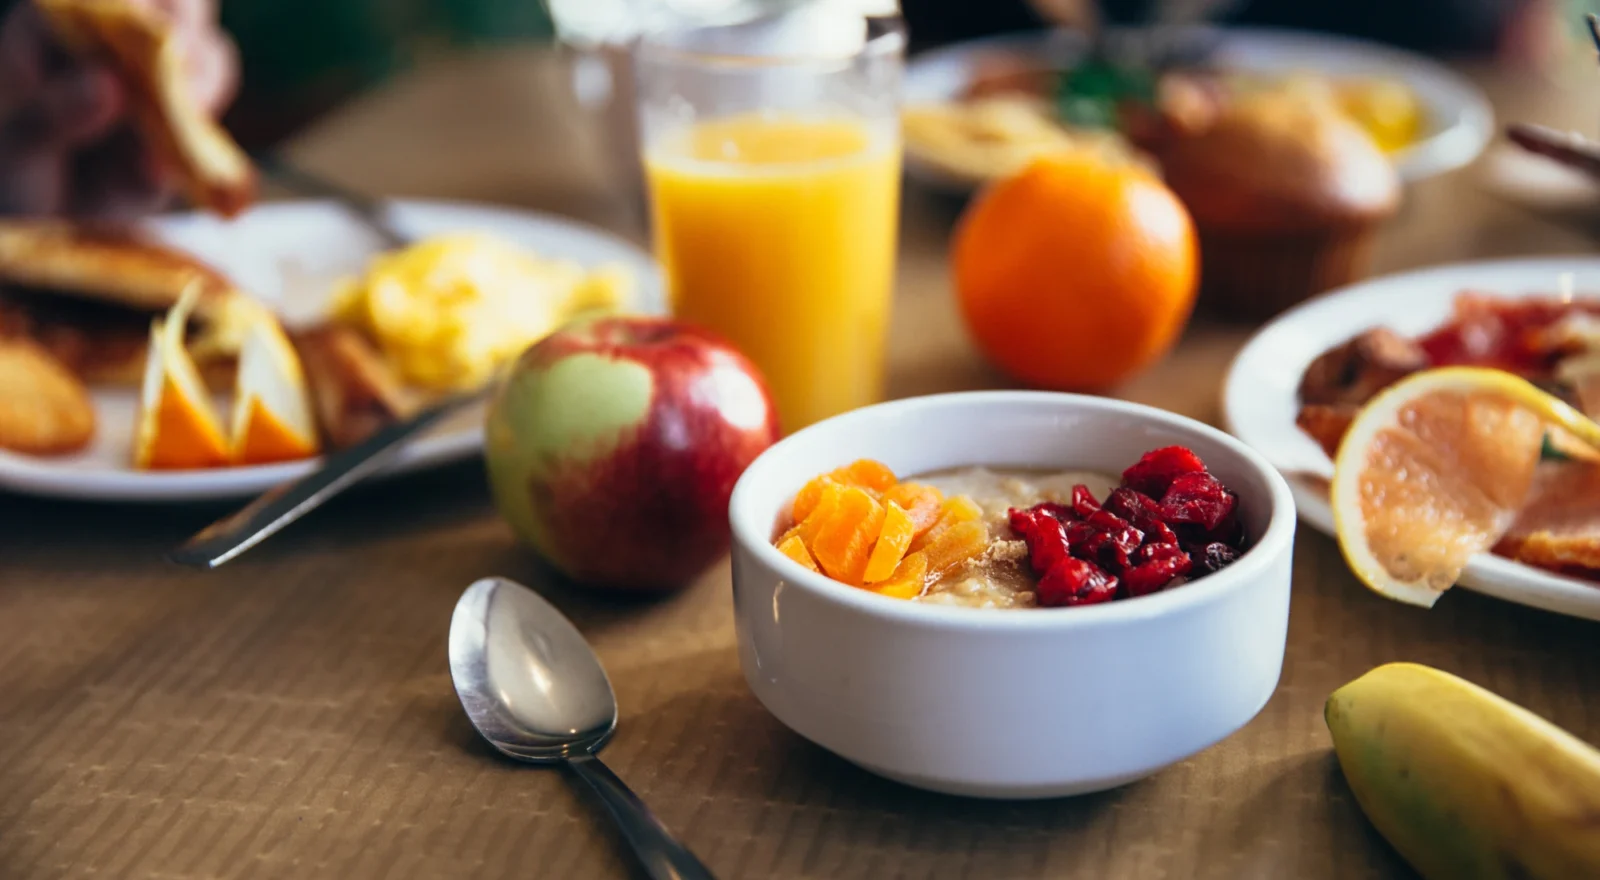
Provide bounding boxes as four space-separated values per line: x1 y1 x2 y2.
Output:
634 14 905 69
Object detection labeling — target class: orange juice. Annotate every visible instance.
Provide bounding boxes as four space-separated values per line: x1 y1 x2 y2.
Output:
645 115 901 431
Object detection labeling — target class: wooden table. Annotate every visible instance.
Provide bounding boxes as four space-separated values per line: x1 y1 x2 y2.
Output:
4 46 1599 880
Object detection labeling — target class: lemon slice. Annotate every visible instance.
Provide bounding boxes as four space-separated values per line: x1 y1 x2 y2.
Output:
1331 367 1600 607
230 303 319 465
133 285 230 469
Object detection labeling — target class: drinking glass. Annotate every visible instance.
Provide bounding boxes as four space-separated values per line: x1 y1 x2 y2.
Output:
636 8 904 432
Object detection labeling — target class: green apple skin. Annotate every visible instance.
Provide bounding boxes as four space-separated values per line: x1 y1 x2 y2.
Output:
485 316 779 590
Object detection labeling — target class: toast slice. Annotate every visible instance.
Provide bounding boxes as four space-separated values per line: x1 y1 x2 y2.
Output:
291 324 416 450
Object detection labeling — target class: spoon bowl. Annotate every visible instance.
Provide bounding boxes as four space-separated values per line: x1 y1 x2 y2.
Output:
448 576 616 761
447 576 715 880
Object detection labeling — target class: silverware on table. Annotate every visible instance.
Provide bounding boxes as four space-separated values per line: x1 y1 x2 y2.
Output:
168 157 441 570
168 391 487 570
448 577 717 880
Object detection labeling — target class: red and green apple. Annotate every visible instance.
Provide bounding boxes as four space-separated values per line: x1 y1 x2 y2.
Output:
485 315 779 590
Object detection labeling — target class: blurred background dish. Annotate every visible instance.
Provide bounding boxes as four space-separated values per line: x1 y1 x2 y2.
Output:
0 199 664 501
1223 255 1600 622
902 26 1494 192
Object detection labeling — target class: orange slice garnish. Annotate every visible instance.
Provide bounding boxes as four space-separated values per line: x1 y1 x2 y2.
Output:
133 287 229 469
1331 367 1600 606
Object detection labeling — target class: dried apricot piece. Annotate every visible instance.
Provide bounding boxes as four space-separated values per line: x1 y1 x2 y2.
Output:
862 501 915 583
924 520 990 578
776 534 820 572
883 482 944 540
910 494 985 552
874 551 928 600
832 459 898 494
792 475 840 523
798 480 845 544
810 486 887 585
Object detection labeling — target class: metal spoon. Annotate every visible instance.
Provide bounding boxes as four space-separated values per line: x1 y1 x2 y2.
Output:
447 577 716 880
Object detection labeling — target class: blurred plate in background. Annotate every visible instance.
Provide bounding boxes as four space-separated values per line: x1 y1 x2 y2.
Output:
903 26 1494 192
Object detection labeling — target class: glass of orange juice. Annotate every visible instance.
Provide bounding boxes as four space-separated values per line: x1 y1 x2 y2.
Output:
637 7 904 432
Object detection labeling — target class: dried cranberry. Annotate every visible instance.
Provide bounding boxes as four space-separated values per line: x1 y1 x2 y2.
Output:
1160 472 1236 531
1070 484 1102 519
1203 505 1244 546
1194 542 1241 573
1033 501 1076 524
1137 542 1189 565
1123 550 1194 597
1122 446 1207 498
1103 487 1177 545
1009 508 1072 574
1037 557 1119 607
1072 511 1144 572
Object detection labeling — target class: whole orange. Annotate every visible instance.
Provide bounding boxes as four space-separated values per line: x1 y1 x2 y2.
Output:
952 150 1199 390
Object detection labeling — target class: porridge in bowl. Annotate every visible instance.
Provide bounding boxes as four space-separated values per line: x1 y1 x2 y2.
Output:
773 447 1249 608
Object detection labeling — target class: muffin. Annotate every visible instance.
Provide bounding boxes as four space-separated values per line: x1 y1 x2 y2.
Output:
1153 89 1400 321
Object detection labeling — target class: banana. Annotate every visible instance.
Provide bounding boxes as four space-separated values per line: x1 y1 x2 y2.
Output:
1325 662 1600 880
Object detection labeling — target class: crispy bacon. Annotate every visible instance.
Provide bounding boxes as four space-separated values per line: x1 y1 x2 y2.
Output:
1495 462 1600 580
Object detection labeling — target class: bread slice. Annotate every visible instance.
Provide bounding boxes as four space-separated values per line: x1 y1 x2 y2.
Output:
291 324 416 450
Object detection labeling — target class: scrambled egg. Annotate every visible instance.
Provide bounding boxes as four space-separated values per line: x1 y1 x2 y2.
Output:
329 233 632 392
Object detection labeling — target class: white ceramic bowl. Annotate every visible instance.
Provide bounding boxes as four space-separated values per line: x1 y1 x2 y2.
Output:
728 392 1297 799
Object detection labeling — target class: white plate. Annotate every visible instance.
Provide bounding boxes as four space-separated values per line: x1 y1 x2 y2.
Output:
903 26 1494 191
0 199 665 503
1223 256 1600 621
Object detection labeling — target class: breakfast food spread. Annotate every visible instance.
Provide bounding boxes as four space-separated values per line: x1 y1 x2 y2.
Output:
328 233 631 393
0 214 637 469
1298 293 1600 588
773 447 1247 607
36 0 257 217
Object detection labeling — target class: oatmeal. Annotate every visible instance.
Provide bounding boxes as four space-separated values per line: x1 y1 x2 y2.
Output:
914 467 1117 609
774 448 1248 609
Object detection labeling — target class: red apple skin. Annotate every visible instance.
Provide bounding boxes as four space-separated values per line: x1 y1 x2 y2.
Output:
485 316 779 591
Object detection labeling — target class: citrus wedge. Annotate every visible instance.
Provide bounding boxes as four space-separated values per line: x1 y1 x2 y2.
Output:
230 304 319 465
133 286 230 469
1331 367 1600 607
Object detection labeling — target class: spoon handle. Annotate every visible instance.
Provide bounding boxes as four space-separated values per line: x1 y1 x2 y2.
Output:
566 754 717 880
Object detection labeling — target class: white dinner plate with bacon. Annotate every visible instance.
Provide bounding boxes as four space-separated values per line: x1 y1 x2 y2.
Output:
1224 257 1600 622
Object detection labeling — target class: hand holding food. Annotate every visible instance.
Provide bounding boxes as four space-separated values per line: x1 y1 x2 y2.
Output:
1327 663 1600 879
485 316 778 591
1 0 245 218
